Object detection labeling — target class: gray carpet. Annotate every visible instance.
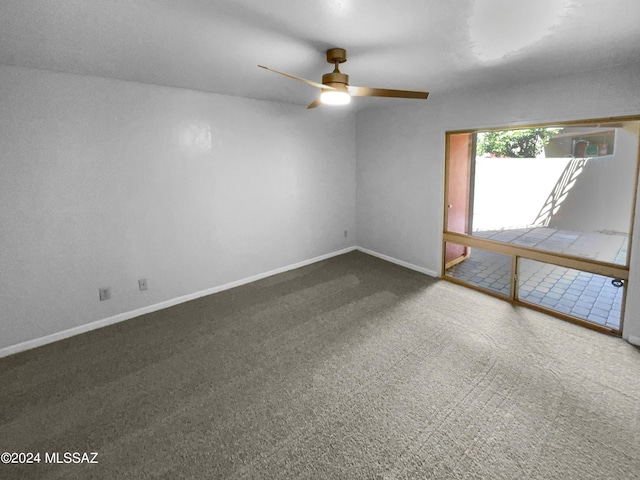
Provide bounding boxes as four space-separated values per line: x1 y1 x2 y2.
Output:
1 251 639 479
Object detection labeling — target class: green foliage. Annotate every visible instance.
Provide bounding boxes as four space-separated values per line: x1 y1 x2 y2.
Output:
476 128 561 158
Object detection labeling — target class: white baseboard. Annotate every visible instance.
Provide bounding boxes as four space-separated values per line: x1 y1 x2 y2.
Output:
0 246 357 359
21 248 635 354
627 335 640 347
356 247 439 277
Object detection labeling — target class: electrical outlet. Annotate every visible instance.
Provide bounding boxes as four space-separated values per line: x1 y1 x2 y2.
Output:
99 287 111 301
138 278 148 291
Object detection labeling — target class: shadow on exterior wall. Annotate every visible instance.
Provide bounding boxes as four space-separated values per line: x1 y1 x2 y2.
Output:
532 157 588 227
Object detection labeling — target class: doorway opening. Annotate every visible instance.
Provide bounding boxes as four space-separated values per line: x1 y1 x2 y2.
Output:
443 117 640 334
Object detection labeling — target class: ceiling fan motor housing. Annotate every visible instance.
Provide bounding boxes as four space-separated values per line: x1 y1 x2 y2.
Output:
322 71 349 90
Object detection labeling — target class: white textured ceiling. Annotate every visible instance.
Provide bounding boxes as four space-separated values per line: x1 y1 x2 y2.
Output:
1 0 639 110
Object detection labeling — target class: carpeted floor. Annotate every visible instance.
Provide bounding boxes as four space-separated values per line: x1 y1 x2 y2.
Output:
1 251 639 479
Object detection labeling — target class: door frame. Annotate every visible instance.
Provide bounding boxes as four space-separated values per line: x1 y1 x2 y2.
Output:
443 132 473 269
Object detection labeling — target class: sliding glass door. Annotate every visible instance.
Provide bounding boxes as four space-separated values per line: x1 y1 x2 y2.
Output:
443 117 640 334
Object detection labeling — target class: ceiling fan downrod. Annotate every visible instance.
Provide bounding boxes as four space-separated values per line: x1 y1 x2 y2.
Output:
322 48 349 90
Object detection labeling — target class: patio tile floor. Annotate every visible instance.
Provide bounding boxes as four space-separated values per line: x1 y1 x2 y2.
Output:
446 227 627 329
472 227 628 264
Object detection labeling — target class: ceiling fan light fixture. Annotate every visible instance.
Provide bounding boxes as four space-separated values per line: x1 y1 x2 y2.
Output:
320 90 351 106
259 48 429 109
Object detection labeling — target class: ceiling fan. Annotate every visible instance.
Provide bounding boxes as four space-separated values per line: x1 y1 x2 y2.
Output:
258 48 429 109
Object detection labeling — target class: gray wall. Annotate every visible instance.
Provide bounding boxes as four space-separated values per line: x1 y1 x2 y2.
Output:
0 65 356 352
356 102 443 275
355 62 640 343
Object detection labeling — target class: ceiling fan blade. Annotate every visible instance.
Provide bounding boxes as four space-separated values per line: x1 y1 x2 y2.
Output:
258 65 335 90
347 86 429 99
307 98 321 109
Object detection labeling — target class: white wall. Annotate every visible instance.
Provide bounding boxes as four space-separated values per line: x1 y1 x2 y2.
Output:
355 62 640 342
473 157 573 230
0 65 356 353
4 60 640 353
